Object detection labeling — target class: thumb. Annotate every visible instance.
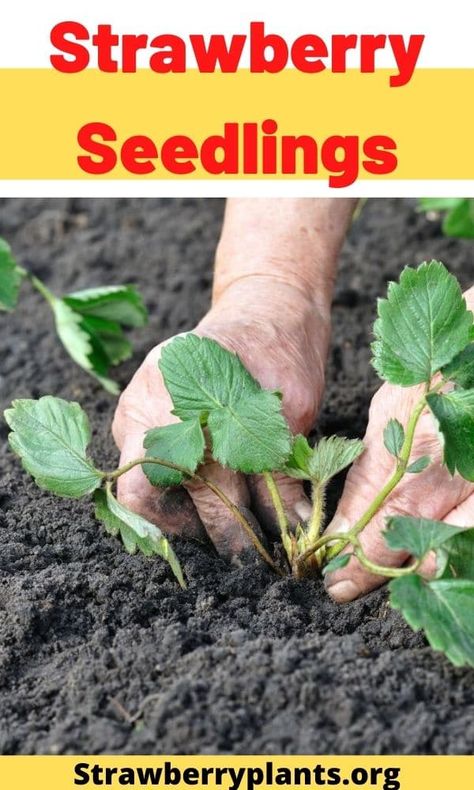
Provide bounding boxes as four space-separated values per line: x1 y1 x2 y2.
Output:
322 438 408 604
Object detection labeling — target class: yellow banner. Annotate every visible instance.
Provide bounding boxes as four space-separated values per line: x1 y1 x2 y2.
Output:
0 68 472 180
0 755 472 790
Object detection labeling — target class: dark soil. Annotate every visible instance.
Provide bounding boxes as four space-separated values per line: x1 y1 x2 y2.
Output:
1 198 473 755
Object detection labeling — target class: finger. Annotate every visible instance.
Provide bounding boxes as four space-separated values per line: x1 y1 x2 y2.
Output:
415 493 474 580
324 417 472 604
184 461 267 563
417 551 437 579
248 472 312 537
443 492 474 527
117 433 207 542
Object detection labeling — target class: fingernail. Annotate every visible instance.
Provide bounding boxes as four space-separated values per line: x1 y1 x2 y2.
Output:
325 514 351 535
294 498 312 522
325 579 359 603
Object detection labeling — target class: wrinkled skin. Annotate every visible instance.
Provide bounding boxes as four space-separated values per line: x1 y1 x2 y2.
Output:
113 195 474 600
112 280 329 560
324 373 474 602
324 284 474 601
114 278 474 597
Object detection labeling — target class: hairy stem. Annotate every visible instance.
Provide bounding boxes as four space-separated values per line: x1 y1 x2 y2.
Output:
345 393 427 543
296 531 351 566
295 482 327 573
298 391 430 569
104 456 283 576
262 472 293 564
298 533 421 579
307 481 325 543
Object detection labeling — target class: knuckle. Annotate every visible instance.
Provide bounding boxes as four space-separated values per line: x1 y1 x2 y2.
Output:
383 487 422 520
369 384 388 413
342 460 383 507
286 386 317 434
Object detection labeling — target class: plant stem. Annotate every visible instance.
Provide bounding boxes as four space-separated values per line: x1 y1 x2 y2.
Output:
347 393 427 542
104 456 283 576
24 270 57 308
352 541 421 578
324 538 353 562
199 477 284 576
262 472 293 564
296 531 351 566
297 392 430 569
295 482 327 573
308 481 325 543
298 532 421 579
105 456 188 481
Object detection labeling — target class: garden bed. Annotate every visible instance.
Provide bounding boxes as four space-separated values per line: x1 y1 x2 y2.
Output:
1 197 473 754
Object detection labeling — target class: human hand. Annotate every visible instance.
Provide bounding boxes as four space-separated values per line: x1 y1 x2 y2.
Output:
324 288 474 602
112 278 331 560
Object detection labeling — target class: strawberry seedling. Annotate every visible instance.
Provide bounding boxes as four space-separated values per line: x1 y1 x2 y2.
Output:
5 260 474 666
419 198 474 239
0 236 147 393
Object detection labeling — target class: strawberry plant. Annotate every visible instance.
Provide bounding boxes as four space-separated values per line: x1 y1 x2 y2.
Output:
0 236 147 393
419 198 474 239
4 260 474 666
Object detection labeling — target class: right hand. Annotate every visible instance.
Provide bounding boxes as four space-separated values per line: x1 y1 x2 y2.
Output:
112 279 331 561
324 376 474 603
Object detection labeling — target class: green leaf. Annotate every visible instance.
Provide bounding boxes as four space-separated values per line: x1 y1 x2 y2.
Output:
80 315 133 366
283 434 312 480
439 529 474 580
4 396 102 498
51 298 119 394
386 517 474 582
48 285 148 392
285 435 364 483
372 261 473 386
389 575 474 667
426 390 474 481
143 418 205 487
418 198 463 212
63 284 147 327
418 199 474 239
307 436 364 484
159 334 260 419
384 516 469 559
384 418 405 457
159 335 291 473
0 237 23 311
406 455 430 474
442 199 474 239
94 488 185 588
442 344 474 389
208 390 291 473
322 553 351 576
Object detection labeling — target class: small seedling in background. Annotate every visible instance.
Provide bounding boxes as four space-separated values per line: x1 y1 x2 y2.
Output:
5 261 474 667
418 198 474 239
0 236 148 393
